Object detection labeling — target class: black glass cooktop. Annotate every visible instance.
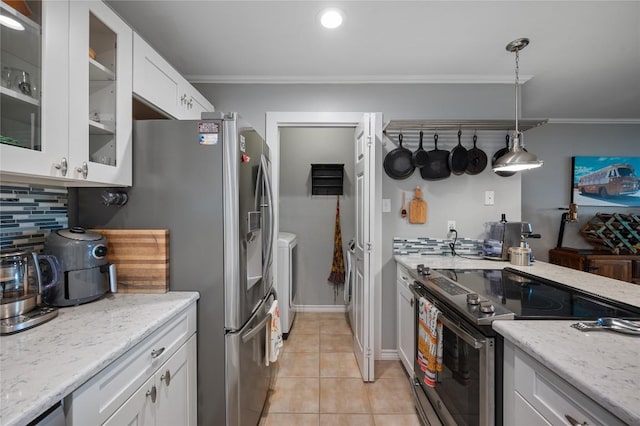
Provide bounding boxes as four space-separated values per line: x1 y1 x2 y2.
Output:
434 268 640 320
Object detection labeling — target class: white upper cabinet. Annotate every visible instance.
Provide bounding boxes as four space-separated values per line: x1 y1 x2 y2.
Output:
133 32 214 120
68 0 132 186
0 0 70 180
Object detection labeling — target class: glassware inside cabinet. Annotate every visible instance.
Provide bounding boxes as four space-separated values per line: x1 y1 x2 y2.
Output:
0 0 42 151
88 12 116 167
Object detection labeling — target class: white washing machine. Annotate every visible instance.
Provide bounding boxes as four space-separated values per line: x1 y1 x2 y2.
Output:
277 232 297 337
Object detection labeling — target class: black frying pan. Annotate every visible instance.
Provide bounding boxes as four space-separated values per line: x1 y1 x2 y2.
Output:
492 134 516 177
466 134 488 175
420 133 450 180
448 129 469 175
412 131 429 167
383 133 415 179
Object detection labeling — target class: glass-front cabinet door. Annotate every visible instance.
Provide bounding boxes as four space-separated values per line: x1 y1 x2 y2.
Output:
0 0 69 179
69 0 132 186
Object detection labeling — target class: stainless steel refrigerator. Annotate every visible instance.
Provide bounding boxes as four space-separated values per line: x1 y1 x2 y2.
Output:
74 112 275 426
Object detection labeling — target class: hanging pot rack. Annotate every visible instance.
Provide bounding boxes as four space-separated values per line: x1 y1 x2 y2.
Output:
383 119 547 147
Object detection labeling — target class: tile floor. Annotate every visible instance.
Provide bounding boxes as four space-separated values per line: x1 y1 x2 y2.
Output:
260 312 421 426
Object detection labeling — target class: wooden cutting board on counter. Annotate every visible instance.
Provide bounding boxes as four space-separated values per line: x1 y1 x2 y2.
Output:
91 229 169 293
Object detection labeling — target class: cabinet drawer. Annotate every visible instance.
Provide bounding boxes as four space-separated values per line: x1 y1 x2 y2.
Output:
514 348 624 426
397 264 412 286
66 304 196 425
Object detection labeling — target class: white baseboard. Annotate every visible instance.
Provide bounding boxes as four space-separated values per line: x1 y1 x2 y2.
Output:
379 349 400 361
294 304 347 313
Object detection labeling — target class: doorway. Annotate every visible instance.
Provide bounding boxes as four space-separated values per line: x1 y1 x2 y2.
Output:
266 112 382 382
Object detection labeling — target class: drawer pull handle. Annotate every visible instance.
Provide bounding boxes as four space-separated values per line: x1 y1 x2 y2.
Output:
146 385 157 403
410 298 414 307
161 369 171 386
565 414 588 426
151 347 165 358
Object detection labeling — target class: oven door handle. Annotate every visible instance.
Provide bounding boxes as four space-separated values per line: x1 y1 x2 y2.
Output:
437 312 486 349
411 285 486 350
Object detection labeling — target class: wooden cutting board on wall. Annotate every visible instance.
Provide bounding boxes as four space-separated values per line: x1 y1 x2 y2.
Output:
91 229 169 293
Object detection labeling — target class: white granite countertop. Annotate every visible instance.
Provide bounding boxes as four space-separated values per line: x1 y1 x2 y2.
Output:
395 255 640 423
494 320 640 425
0 291 199 426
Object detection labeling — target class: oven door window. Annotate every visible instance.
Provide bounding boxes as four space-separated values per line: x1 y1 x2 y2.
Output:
438 325 481 425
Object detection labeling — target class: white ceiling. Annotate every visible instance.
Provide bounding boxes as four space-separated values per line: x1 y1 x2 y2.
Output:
107 1 640 119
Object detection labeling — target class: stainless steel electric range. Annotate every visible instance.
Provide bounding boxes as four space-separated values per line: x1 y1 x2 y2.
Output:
408 266 640 426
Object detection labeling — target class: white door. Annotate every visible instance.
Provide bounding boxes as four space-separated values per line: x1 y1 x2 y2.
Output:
353 113 376 382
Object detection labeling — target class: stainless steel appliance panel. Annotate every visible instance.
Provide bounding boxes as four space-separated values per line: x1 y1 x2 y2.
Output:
226 290 275 426
412 283 495 426
75 114 274 426
76 119 227 426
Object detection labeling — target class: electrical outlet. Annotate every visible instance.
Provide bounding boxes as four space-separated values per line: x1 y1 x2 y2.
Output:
382 198 391 212
484 190 495 206
447 220 456 232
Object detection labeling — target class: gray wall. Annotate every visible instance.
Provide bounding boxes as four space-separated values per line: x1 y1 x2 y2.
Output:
279 127 355 306
194 82 560 351
522 123 640 261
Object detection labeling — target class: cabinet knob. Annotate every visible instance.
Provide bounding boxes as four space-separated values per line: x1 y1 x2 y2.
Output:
76 162 88 179
146 385 157 403
181 94 187 104
54 157 68 176
161 369 171 386
187 99 193 109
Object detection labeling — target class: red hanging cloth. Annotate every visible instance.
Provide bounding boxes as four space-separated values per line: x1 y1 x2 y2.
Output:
328 195 345 285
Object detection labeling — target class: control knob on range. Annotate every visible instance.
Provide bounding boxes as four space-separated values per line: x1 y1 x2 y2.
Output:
416 264 431 276
480 301 495 314
466 293 480 305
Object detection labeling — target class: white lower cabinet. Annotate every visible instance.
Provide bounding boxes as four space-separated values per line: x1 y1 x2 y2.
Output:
396 263 415 375
65 304 197 426
104 335 197 426
503 339 624 426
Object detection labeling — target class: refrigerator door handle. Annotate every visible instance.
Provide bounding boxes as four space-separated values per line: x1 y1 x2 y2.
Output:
261 155 275 278
241 312 272 343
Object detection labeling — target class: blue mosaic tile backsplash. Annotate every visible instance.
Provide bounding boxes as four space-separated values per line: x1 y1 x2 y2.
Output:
0 183 68 252
393 236 484 257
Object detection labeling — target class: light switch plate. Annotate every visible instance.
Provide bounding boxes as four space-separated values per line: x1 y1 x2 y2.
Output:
382 198 391 212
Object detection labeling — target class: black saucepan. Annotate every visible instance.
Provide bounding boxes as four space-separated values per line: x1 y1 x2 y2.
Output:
412 131 429 168
448 130 469 175
383 133 414 180
466 134 488 175
420 133 450 180
492 134 516 177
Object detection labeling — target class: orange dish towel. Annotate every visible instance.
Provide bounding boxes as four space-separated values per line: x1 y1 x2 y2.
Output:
417 297 443 387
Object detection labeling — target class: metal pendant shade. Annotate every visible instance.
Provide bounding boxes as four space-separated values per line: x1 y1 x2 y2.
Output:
493 38 544 173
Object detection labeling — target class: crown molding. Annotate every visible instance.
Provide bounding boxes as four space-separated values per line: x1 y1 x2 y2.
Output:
187 74 533 85
546 118 640 124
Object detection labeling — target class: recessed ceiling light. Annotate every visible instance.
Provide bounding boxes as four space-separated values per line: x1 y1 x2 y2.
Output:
319 8 344 29
0 15 25 31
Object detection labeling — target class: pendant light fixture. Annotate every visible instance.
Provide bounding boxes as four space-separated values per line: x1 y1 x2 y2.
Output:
493 38 543 173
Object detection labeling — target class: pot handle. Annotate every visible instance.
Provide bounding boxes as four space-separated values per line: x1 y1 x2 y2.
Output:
31 253 59 292
108 263 117 293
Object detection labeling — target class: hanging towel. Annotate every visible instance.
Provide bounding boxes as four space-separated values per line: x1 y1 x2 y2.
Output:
328 196 345 285
417 297 443 388
265 299 283 366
